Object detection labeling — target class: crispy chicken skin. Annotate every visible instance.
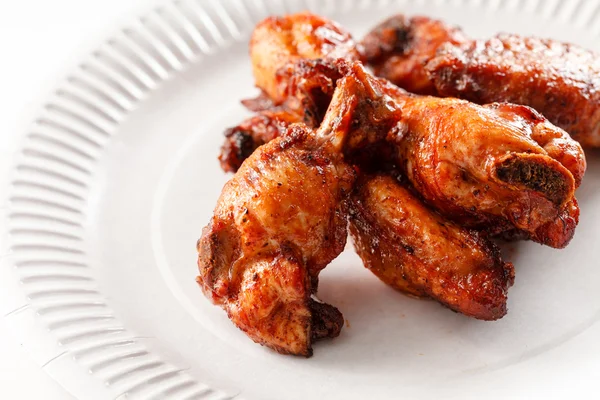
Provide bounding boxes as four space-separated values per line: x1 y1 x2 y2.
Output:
388 85 583 247
198 63 400 356
199 127 352 356
250 12 361 106
236 27 587 248
219 108 302 173
362 15 600 147
218 107 519 316
428 34 600 148
200 122 353 357
221 93 583 249
218 107 520 317
349 174 515 320
361 15 466 95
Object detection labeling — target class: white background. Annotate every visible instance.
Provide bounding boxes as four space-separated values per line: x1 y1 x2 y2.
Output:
0 1 152 398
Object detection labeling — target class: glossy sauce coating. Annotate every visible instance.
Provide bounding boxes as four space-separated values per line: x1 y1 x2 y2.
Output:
198 65 400 355
389 85 583 247
361 15 466 94
199 13 589 355
349 174 514 320
218 56 520 319
200 127 354 356
251 12 361 104
428 33 600 147
362 14 600 147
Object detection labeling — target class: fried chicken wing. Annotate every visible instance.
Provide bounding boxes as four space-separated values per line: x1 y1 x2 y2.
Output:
349 174 514 320
200 123 352 356
362 15 600 147
199 127 352 356
199 11 595 356
388 85 583 247
198 63 400 356
251 12 361 106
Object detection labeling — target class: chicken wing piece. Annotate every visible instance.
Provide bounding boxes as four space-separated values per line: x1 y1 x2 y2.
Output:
389 85 584 248
198 62 400 356
199 127 352 356
361 15 467 95
251 12 362 107
362 15 600 147
349 174 515 320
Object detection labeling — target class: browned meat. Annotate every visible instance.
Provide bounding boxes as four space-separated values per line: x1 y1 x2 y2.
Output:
349 174 515 320
217 106 520 317
198 62 400 356
361 15 466 95
199 14 589 355
227 34 587 248
387 83 584 248
251 12 361 106
199 126 352 356
362 14 600 147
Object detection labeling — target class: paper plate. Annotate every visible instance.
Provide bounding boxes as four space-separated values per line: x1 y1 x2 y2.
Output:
2 0 600 398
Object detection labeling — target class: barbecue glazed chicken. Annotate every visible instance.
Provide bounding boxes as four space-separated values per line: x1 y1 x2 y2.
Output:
212 13 585 334
198 62 400 356
219 108 302 173
200 123 351 356
349 174 514 320
199 12 589 355
384 83 584 249
228 12 586 248
221 107 516 320
250 12 362 110
362 14 600 147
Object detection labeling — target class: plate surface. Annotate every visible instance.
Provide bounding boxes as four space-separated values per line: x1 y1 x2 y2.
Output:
3 0 600 399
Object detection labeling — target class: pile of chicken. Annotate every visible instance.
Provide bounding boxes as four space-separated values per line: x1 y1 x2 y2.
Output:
196 13 593 356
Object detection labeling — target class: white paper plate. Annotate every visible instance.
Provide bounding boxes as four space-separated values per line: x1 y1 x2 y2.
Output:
2 0 600 399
